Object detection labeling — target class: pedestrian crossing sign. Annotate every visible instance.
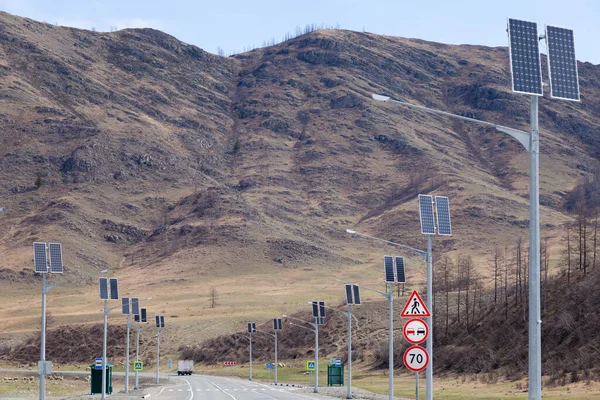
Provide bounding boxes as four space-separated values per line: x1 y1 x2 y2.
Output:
400 290 431 317
306 360 316 371
134 361 143 371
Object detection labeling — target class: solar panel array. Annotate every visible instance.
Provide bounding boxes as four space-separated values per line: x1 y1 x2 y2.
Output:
33 242 48 273
395 256 406 283
435 196 452 235
418 195 436 235
384 255 395 283
131 298 139 315
345 285 353 305
109 278 119 300
247 322 256 333
353 285 361 305
273 318 282 331
48 243 63 273
546 25 580 101
122 298 130 315
141 308 147 323
99 277 109 300
508 18 543 95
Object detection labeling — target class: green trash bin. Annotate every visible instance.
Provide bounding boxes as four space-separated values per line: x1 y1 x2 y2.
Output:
90 363 113 394
327 358 344 386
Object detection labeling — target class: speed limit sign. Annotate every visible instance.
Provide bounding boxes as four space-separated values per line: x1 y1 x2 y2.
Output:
403 345 429 372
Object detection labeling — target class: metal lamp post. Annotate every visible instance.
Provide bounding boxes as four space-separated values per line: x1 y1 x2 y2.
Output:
124 297 150 393
134 307 148 390
155 315 165 384
99 277 120 400
33 242 107 400
247 323 256 380
285 313 320 392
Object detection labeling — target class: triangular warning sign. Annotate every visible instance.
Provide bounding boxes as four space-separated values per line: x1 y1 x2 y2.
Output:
400 290 431 317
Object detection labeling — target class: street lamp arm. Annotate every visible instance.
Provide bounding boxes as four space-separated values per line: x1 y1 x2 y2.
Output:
288 322 315 332
345 229 427 259
284 314 315 327
372 94 530 151
46 268 109 291
255 329 276 338
336 279 388 298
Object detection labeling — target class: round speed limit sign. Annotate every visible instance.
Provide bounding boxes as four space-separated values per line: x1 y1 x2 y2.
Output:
403 345 429 372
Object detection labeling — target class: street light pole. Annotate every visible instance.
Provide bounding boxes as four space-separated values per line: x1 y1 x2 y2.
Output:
101 299 108 400
135 324 141 389
125 314 131 393
249 332 253 381
347 302 352 400
426 235 433 398
156 328 161 384
314 318 319 393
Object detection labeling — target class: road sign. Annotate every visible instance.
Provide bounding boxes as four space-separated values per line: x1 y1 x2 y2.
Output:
403 346 429 372
403 318 429 345
306 360 315 371
167 358 172 370
134 361 143 371
223 361 236 366
94 357 103 370
334 357 342 367
400 290 431 317
266 363 273 369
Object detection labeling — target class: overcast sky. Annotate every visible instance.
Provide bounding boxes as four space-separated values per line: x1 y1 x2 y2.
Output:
1 0 598 64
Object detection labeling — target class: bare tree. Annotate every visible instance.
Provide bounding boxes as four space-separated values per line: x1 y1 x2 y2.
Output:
210 287 218 308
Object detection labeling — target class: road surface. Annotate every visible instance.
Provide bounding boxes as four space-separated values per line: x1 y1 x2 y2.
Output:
153 374 338 400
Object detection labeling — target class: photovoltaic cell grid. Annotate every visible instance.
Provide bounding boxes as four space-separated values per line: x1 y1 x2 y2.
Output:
160 315 165 328
134 314 140 322
319 301 326 318
48 243 63 273
353 285 361 305
418 195 435 235
395 257 406 283
131 298 140 315
546 25 580 101
312 301 319 317
273 318 282 331
383 255 395 282
99 278 109 300
33 242 48 273
109 278 119 300
122 298 130 315
508 18 543 96
435 196 452 236
155 316 160 328
345 284 353 304
141 308 147 323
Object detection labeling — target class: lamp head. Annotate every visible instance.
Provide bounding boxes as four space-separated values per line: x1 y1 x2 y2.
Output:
100 269 109 273
346 229 356 234
372 94 391 102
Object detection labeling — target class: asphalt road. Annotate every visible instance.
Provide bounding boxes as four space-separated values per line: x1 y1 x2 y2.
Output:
153 375 339 400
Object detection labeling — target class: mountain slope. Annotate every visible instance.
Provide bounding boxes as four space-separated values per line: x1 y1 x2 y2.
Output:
0 12 599 341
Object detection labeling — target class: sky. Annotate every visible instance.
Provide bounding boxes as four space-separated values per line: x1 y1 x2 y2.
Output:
1 0 598 64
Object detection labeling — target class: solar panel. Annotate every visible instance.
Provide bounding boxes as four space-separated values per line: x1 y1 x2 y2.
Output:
319 301 326 318
345 284 353 305
395 256 406 283
131 298 139 315
273 318 282 331
546 25 580 101
312 301 319 317
122 298 130 315
134 314 140 322
317 316 325 325
99 277 109 300
33 242 48 273
384 255 395 283
155 316 160 328
418 195 436 235
507 18 543 95
109 278 118 299
435 196 452 236
141 308 147 323
160 315 165 328
352 285 361 305
252 323 256 332
248 323 253 333
48 243 63 273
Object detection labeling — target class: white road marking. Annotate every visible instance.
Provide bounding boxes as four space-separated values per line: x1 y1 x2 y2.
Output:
181 378 194 400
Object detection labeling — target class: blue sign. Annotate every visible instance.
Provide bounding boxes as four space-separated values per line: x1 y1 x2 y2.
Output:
266 363 273 369
335 358 342 367
95 358 103 370
307 361 315 370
